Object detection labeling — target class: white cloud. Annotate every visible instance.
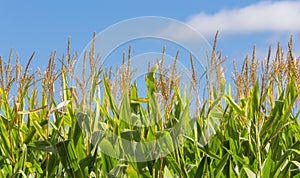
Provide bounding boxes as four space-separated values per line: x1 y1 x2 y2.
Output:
184 1 300 37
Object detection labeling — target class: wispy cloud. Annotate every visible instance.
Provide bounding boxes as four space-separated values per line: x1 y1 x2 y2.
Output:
183 1 300 38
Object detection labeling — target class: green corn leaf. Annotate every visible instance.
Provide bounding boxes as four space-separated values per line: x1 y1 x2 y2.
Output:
224 96 246 117
262 148 273 177
103 75 119 117
165 154 183 176
126 165 139 178
272 149 294 177
195 156 208 178
56 140 83 178
28 141 57 153
108 163 127 177
291 161 300 170
0 115 11 159
164 166 174 178
32 119 47 140
214 153 229 177
146 64 157 98
243 167 256 178
120 89 131 128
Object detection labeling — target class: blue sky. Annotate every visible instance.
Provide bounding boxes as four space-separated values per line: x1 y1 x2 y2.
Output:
0 0 299 77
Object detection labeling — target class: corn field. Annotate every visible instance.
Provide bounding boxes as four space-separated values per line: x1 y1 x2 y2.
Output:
0 33 300 177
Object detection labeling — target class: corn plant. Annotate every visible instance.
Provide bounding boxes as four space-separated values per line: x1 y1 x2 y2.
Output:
0 33 299 177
